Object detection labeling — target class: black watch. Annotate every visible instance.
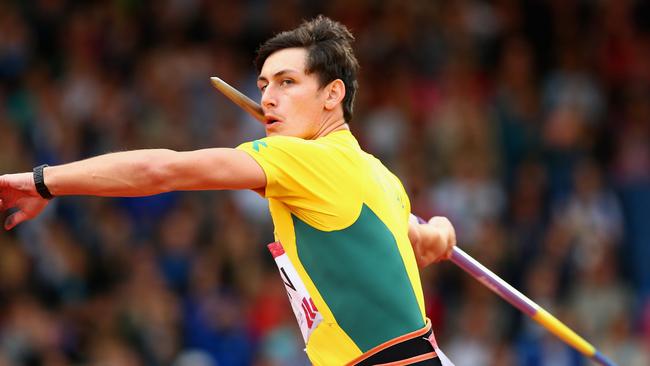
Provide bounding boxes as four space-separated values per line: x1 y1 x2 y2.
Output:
33 164 54 199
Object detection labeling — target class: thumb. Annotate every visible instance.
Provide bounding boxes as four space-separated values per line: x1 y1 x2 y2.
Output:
5 210 29 230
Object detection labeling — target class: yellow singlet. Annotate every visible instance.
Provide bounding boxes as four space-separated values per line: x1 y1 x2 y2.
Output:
237 130 426 365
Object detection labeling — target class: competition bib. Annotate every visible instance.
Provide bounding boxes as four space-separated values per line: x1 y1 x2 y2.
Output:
268 242 323 343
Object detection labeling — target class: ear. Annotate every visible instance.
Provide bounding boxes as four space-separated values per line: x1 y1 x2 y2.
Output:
323 79 346 111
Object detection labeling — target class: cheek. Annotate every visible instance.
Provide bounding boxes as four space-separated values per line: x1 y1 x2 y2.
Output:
289 100 313 123
299 97 322 120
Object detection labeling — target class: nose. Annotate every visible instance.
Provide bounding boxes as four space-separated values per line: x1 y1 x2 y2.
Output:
261 86 277 109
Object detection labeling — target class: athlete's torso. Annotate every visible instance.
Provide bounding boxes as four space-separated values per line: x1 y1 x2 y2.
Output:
238 130 425 365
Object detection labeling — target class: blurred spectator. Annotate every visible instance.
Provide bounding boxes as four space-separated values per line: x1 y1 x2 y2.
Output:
492 35 542 188
428 150 505 245
552 158 624 272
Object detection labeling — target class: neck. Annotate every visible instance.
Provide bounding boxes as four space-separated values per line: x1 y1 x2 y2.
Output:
309 115 349 139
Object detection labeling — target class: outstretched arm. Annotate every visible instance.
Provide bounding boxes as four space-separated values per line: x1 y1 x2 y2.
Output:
408 215 456 268
0 148 265 229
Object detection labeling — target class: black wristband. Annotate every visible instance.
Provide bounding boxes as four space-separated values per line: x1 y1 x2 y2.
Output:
33 164 54 199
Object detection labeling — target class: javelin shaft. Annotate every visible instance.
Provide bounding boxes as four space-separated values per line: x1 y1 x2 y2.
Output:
210 77 265 123
209 76 617 366
450 247 616 366
413 218 615 365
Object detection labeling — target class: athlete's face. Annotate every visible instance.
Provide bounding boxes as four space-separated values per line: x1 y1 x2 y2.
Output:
257 48 328 138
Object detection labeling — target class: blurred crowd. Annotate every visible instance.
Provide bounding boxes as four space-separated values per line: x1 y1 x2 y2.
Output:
1 0 649 365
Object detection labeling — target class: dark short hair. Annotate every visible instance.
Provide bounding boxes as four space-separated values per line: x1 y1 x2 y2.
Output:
255 15 359 123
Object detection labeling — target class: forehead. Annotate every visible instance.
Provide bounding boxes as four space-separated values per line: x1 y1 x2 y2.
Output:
260 47 308 77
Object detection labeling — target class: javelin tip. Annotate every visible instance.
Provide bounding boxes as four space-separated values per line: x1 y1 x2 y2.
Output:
593 351 617 366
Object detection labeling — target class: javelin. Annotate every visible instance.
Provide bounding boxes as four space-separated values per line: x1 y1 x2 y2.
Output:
210 77 265 124
209 76 617 366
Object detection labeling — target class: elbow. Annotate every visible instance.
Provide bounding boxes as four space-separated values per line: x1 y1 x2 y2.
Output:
138 149 177 194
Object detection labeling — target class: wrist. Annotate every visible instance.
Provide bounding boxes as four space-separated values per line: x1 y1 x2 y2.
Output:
33 164 54 199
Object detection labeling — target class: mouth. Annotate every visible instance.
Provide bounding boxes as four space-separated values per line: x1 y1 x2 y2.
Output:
265 115 281 126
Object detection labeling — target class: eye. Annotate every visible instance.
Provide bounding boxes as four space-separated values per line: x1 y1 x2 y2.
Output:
281 79 294 86
258 84 267 92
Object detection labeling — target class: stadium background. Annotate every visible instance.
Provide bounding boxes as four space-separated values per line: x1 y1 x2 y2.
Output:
0 0 649 365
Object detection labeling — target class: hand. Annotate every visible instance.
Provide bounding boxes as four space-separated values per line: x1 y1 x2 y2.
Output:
0 172 50 230
409 216 457 268
426 216 456 262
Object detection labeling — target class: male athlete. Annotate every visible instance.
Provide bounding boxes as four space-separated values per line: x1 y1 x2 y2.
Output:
0 16 455 365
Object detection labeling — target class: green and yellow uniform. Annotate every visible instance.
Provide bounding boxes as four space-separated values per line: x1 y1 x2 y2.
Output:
238 130 426 365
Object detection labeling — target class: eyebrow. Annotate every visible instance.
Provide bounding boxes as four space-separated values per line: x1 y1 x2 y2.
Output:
257 69 300 83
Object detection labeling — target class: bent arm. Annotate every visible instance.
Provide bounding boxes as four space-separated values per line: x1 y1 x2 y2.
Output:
45 148 266 196
408 215 456 268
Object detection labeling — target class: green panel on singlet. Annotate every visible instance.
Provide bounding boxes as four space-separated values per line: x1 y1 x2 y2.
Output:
294 204 423 352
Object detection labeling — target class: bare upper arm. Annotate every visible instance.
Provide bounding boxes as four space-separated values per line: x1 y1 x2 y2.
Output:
164 148 266 191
